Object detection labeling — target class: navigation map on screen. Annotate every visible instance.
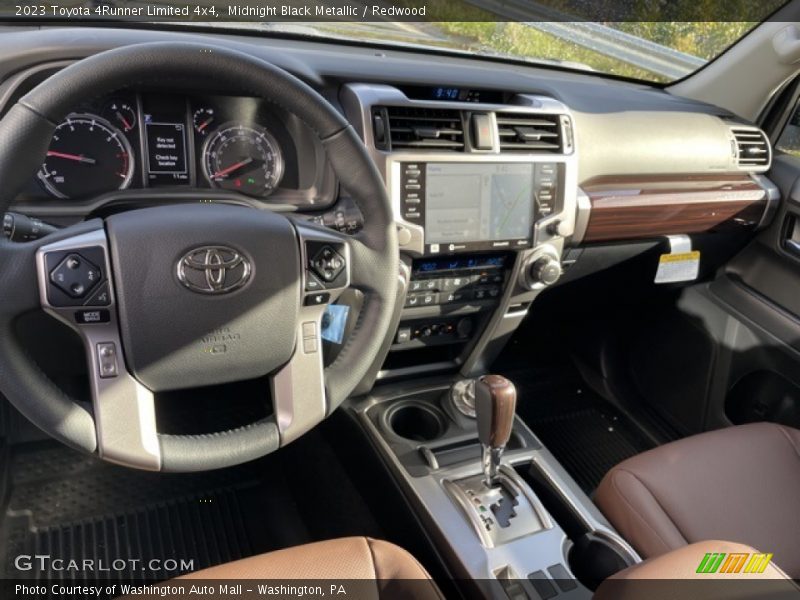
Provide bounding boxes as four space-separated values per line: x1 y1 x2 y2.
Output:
424 163 534 244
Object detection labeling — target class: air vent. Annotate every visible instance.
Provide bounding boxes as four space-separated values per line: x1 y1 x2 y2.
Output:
380 106 465 151
497 113 562 153
731 127 771 170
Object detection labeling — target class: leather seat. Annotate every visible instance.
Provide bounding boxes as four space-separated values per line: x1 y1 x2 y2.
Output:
595 422 800 578
149 537 442 600
595 540 799 600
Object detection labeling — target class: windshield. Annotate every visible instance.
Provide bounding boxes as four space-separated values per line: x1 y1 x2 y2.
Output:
170 0 789 84
257 21 763 83
7 1 788 84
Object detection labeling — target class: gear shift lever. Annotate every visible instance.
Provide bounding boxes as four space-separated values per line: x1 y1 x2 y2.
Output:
475 374 517 487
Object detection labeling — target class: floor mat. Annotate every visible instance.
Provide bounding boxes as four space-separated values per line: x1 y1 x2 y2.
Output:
10 487 254 585
502 367 655 495
0 430 386 588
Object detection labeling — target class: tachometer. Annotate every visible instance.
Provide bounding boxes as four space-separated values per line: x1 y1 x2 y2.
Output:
201 123 283 198
38 113 134 199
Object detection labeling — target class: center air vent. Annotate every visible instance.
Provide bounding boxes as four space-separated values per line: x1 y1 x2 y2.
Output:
497 113 563 153
375 106 465 151
731 127 771 170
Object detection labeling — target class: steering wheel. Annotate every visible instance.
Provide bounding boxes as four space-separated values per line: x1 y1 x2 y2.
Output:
0 42 397 472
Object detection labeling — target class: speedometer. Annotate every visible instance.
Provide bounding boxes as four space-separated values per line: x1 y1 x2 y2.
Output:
38 113 134 199
201 123 283 198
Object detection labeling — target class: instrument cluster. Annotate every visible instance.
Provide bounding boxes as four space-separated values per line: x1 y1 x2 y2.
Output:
30 91 329 208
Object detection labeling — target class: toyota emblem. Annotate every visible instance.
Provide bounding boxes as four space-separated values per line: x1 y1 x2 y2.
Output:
176 246 251 294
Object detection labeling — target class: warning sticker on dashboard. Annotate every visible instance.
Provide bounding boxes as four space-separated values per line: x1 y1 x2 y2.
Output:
654 250 700 284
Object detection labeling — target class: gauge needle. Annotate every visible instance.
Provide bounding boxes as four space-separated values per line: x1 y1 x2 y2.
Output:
46 151 96 165
213 157 253 178
197 117 214 132
116 111 133 131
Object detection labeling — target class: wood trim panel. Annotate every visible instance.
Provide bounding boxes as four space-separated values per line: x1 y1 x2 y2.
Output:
582 173 768 244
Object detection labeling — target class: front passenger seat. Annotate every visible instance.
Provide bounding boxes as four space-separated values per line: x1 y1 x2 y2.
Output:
595 422 800 578
149 537 443 600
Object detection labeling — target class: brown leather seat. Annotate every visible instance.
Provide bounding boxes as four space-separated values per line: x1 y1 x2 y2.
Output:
129 537 442 600
595 540 800 600
595 422 800 578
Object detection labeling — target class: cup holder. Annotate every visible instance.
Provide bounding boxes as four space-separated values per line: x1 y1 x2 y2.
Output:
384 400 447 442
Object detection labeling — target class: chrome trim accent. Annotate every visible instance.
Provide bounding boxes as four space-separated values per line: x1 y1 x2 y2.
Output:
176 245 251 294
444 464 553 549
752 173 781 231
729 124 772 173
271 221 350 445
419 445 440 470
518 244 561 291
36 229 160 471
450 378 477 418
572 187 592 245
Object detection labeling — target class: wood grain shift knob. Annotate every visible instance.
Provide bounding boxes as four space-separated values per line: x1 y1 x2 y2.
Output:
475 374 517 449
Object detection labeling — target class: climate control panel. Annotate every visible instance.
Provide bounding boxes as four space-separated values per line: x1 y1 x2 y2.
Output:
405 254 508 308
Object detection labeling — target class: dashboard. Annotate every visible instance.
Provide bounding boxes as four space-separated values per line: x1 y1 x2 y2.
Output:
0 26 780 385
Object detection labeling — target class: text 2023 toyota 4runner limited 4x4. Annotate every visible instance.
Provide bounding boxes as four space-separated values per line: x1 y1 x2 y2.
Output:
1 3 800 599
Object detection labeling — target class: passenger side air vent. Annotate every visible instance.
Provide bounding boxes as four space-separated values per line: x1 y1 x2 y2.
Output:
497 113 562 153
731 126 771 170
377 106 465 151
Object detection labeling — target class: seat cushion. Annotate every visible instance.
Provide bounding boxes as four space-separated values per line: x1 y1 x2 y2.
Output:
594 540 799 600
120 537 442 600
595 422 800 578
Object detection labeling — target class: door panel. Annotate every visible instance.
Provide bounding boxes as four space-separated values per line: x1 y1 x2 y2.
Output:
696 155 800 429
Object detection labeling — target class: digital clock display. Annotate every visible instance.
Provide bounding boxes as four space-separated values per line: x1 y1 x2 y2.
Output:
432 87 462 100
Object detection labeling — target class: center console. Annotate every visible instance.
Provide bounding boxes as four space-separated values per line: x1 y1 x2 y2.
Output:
341 84 632 598
354 377 639 599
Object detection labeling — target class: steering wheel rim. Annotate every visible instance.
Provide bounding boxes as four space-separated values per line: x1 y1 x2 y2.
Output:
0 42 397 471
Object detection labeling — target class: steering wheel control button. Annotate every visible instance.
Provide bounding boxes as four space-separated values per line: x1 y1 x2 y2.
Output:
304 292 330 306
75 309 110 324
311 245 345 282
304 271 324 292
83 281 111 307
96 342 119 378
302 321 317 338
50 252 101 298
301 321 318 354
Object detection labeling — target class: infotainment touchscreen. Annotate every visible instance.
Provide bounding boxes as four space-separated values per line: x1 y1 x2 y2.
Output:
424 163 535 250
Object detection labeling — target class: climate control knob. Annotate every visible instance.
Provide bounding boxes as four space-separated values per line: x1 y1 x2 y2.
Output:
529 256 562 286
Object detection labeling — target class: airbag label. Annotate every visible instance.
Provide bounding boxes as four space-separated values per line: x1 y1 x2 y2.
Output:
655 250 700 284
